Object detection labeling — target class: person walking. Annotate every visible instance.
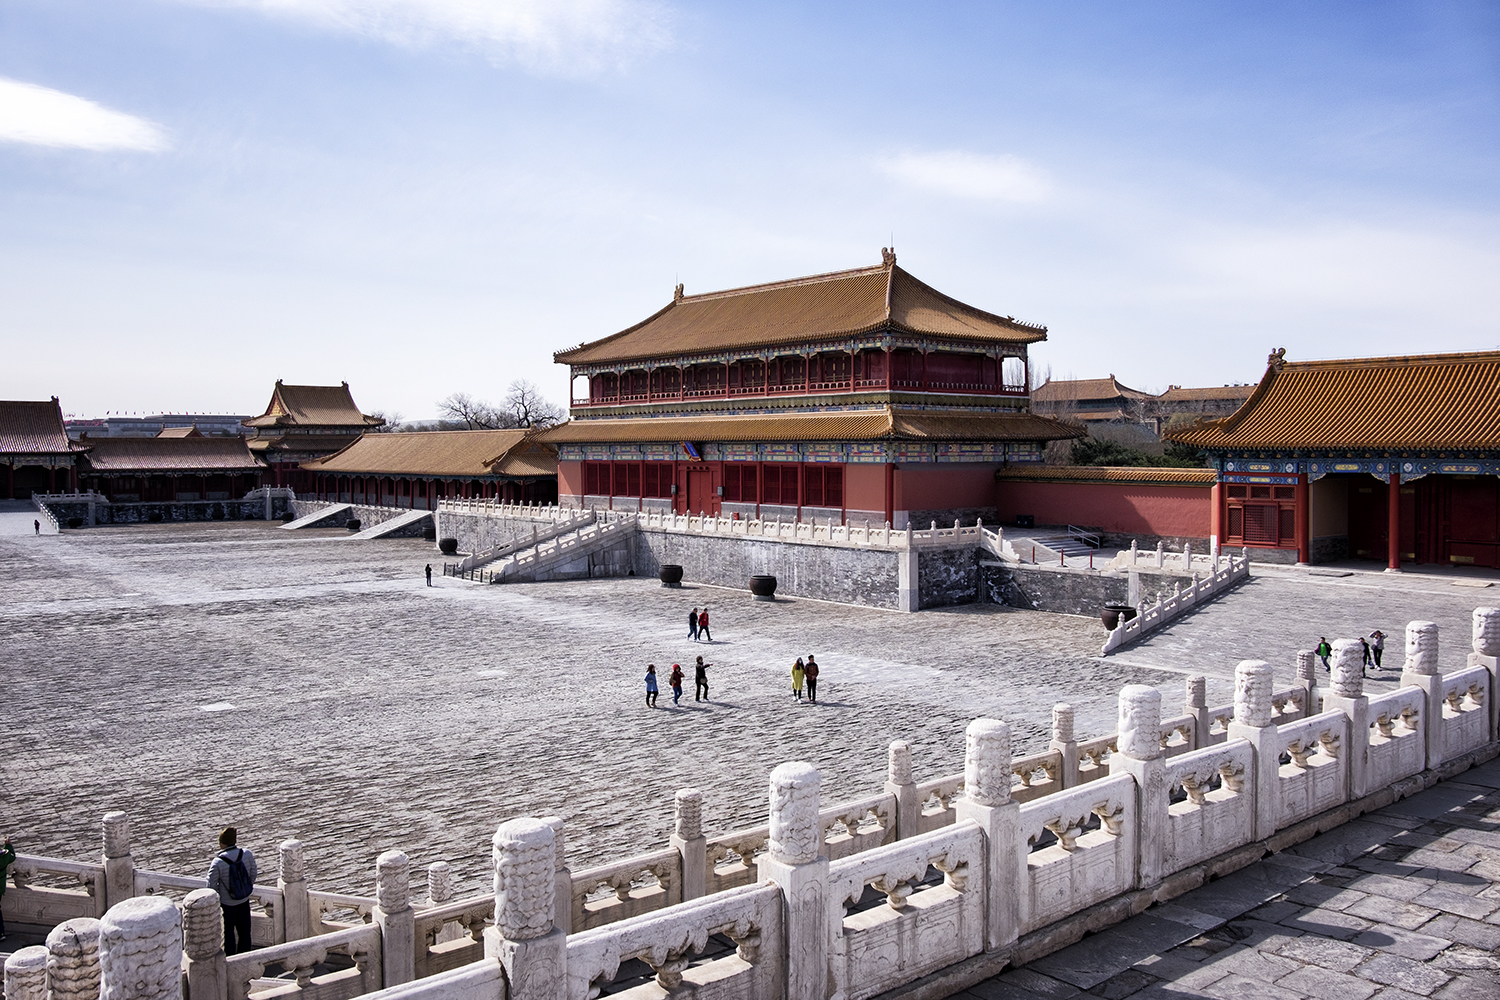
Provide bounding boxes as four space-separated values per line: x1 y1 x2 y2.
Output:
1370 630 1386 669
645 665 659 708
1360 636 1372 674
207 827 258 956
425 564 432 587
689 607 700 641
792 658 805 701
0 835 14 941
804 655 820 704
1316 637 1332 672
695 656 710 702
669 664 684 705
698 606 712 643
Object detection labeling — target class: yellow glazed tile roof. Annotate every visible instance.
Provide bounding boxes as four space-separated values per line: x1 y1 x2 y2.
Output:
994 465 1216 486
303 429 556 477
1169 350 1500 451
536 407 1081 444
554 258 1046 365
244 381 384 429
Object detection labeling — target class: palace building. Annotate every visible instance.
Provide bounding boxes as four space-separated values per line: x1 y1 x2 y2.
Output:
76 436 266 501
537 251 1081 526
1170 349 1500 569
301 429 558 508
0 398 82 498
243 381 385 492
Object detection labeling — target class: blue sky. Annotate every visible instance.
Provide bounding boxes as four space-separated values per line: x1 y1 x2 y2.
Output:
2 1 1497 421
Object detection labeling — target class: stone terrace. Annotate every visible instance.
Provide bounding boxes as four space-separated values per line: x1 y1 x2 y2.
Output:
958 758 1500 1000
1 520 1493 902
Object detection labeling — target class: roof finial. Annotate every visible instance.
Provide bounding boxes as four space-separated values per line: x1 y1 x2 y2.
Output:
1267 347 1286 371
881 247 896 268
674 283 684 302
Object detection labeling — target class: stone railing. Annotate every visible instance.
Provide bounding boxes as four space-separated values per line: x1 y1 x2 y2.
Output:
1101 553 1251 654
1111 538 1239 574
10 608 1499 1000
453 511 595 571
435 499 565 519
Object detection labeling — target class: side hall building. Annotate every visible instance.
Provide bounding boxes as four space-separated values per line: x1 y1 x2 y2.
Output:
537 251 1081 527
243 381 384 492
76 436 266 501
301 429 558 508
0 398 82 498
1170 349 1500 569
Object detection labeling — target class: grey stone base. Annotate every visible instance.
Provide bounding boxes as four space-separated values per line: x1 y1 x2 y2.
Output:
288 501 432 538
44 498 289 526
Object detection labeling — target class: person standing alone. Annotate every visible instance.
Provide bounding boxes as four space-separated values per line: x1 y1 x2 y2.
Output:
804 655 820 704
207 827 258 955
425 564 432 587
695 656 710 702
1316 637 1332 672
689 607 700 641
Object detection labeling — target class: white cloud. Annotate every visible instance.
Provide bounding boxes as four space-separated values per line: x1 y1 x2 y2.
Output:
878 149 1053 203
0 78 170 151
186 0 672 75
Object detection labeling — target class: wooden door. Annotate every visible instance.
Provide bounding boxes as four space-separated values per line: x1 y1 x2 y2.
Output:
687 468 716 515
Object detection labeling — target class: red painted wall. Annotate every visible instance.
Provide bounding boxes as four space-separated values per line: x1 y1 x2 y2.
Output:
897 464 1002 511
843 463 887 515
558 459 583 498
997 481 1211 537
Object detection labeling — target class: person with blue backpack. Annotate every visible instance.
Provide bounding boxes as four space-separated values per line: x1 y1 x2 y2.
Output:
207 826 258 954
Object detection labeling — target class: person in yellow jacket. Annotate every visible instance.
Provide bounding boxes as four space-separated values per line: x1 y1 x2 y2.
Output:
792 658 806 701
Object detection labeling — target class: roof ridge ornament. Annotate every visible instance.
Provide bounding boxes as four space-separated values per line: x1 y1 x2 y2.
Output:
674 283 685 303
881 247 896 268
1267 347 1286 371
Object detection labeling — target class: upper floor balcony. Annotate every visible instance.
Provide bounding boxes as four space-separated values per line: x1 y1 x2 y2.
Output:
571 347 1029 410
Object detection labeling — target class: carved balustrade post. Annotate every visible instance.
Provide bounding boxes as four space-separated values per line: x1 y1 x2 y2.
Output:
1295 650 1320 720
1110 686 1166 888
5 947 50 1000
1325 640 1375 798
669 790 707 902
46 917 102 1000
278 839 310 943
540 817 571 935
373 850 415 988
99 896 182 1000
101 812 133 911
1184 677 1210 749
1226 660 1279 840
1049 705 1080 789
756 762 827 1000
1400 622 1444 767
1469 608 1500 740
897 545 919 613
425 862 465 944
954 718 1021 953
483 818 565 1000
883 741 920 837
182 889 227 1000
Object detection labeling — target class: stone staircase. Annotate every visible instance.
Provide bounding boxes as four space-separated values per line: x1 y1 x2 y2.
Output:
455 511 596 572
451 514 637 583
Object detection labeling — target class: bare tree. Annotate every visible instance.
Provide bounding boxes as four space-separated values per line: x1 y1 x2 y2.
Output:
436 392 512 429
367 409 404 432
504 379 562 428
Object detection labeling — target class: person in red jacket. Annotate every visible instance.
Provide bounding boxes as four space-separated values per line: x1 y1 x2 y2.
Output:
669 664 684 705
804 655 820 704
698 606 712 642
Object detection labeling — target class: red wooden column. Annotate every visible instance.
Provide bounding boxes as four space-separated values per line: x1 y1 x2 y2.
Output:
1210 481 1223 551
1387 471 1401 571
1296 472 1310 564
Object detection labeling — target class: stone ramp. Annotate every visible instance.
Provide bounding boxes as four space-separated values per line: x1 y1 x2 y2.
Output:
279 503 352 530
488 514 636 582
347 509 432 540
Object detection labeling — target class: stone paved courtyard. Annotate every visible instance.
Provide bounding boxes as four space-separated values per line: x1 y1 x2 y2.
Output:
2 518 1495 905
959 757 1500 1000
